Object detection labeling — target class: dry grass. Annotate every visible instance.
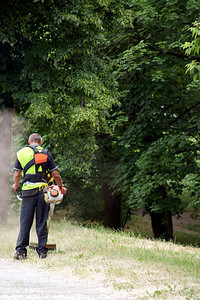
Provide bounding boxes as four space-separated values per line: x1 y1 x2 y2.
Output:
1 214 200 299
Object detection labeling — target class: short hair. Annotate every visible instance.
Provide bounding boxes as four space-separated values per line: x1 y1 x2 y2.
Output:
28 133 42 144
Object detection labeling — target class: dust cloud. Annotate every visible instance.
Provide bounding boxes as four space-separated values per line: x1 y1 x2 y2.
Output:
0 109 24 224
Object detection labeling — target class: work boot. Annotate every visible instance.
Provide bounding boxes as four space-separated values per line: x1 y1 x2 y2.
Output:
13 252 26 260
38 252 47 259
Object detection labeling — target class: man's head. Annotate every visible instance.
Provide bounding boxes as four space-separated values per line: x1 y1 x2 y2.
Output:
28 133 42 145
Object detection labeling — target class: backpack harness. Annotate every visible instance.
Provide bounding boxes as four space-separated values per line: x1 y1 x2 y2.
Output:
22 145 49 184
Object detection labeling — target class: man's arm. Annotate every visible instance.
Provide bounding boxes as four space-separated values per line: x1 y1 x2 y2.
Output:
13 171 21 192
51 170 67 195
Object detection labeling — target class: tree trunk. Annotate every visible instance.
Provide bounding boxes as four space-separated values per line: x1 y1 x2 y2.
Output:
0 109 13 224
149 186 173 241
150 210 173 241
102 182 121 230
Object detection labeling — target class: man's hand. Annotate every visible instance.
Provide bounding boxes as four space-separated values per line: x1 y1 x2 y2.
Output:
13 171 21 192
13 183 19 192
52 170 67 195
60 186 67 195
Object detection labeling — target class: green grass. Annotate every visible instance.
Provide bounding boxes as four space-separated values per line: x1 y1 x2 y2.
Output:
180 223 200 233
125 214 153 237
1 215 200 299
174 230 200 247
125 213 200 247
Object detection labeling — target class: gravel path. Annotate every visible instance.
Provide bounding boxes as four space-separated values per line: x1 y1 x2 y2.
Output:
0 258 130 300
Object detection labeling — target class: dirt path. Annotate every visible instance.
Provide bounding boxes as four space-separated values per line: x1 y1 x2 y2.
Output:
0 258 131 300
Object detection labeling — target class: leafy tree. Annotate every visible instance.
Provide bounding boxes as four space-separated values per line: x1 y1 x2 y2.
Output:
181 20 200 209
106 0 200 239
0 0 121 176
0 0 124 222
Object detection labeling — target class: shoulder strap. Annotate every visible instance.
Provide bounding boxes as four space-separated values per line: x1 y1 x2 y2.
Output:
26 145 40 153
23 145 48 175
27 145 48 155
23 146 35 175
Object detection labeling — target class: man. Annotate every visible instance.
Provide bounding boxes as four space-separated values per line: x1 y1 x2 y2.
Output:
13 133 67 259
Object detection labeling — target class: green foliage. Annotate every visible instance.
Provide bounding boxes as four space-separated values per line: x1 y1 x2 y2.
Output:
66 178 104 223
108 0 200 215
3 0 200 230
0 0 121 175
182 173 200 210
183 21 200 81
129 134 198 213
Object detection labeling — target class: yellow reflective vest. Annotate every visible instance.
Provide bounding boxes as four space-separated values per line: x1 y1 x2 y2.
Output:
17 146 48 190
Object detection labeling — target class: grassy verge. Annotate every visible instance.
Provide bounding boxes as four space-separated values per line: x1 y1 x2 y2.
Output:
125 213 200 247
1 215 200 299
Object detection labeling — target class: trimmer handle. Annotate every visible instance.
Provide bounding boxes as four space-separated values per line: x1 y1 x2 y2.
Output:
16 189 22 201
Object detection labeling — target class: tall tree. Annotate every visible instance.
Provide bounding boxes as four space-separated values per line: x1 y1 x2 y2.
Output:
0 0 121 175
106 0 200 239
0 0 124 223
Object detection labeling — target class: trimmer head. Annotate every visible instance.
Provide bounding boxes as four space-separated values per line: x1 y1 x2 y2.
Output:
44 185 63 204
29 242 56 250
